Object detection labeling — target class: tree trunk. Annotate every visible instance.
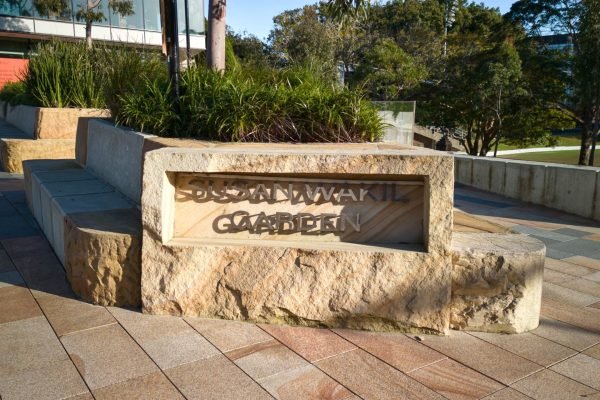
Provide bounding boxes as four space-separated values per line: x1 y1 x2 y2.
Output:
85 20 93 49
207 0 226 72
589 121 599 166
579 107 593 165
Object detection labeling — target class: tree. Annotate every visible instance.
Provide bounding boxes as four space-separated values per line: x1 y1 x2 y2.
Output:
227 30 270 69
509 0 600 165
206 0 368 72
268 5 338 74
574 0 600 165
353 38 426 100
32 0 133 48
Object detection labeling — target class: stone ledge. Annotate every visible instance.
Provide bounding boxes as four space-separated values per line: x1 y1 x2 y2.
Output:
0 138 75 173
450 232 545 333
23 159 81 210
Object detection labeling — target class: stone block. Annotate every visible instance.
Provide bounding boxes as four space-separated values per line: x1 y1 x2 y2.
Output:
31 169 94 236
50 192 132 264
504 161 546 204
142 144 454 334
38 177 115 256
35 108 110 140
454 155 473 185
543 165 597 219
5 104 37 138
64 209 142 307
0 138 75 173
86 120 156 204
22 159 79 212
450 232 545 333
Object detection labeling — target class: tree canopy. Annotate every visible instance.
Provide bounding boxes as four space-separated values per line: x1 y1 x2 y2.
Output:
223 0 588 157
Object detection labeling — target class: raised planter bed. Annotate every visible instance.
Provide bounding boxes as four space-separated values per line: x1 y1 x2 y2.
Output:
24 121 546 334
0 104 110 173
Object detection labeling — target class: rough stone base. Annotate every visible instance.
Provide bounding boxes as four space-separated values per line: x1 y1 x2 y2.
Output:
64 209 141 307
143 239 452 334
1 138 75 173
450 232 545 333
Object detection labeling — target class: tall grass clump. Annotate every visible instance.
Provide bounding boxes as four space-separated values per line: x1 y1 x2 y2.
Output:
100 46 168 118
23 41 106 108
116 64 384 143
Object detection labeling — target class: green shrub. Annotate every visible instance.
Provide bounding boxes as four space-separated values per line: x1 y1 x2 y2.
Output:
0 80 32 106
101 46 167 118
23 41 106 108
116 64 384 143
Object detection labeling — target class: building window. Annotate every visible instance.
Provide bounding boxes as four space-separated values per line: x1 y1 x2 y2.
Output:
73 0 110 26
33 0 72 21
0 0 33 17
177 0 203 35
109 0 142 29
143 0 160 31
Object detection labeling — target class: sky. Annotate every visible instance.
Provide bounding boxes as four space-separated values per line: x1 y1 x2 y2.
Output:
215 0 515 42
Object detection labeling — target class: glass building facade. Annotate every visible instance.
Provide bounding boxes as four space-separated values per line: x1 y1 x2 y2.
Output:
0 0 204 34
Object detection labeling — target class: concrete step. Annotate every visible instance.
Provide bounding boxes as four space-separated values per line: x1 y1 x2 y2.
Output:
23 159 141 307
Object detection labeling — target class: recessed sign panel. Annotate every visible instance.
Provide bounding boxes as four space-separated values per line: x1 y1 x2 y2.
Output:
173 174 425 245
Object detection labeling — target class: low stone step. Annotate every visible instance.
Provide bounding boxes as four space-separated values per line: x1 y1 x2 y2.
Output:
450 232 545 333
23 159 140 307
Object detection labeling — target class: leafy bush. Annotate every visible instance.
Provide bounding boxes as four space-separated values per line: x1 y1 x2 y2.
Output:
100 47 167 118
15 40 382 143
116 64 384 143
20 41 165 111
0 80 32 106
23 41 106 108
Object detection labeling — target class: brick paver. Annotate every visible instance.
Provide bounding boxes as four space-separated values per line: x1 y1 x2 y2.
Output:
1 174 599 399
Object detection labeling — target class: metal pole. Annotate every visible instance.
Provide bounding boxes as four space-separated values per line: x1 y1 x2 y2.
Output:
167 0 181 99
183 0 191 68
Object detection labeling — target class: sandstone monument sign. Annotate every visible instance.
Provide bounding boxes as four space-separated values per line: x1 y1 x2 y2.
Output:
23 122 544 335
141 144 454 333
173 174 425 245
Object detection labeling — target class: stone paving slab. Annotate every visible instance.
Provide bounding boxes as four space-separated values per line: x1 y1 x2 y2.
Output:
1 176 600 399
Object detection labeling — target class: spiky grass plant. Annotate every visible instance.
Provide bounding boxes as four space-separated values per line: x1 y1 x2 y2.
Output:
23 41 106 108
116 64 384 143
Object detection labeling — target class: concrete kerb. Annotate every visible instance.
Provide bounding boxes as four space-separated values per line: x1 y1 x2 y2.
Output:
455 154 600 221
454 155 473 186
594 171 600 221
543 165 598 219
505 160 547 204
471 157 507 194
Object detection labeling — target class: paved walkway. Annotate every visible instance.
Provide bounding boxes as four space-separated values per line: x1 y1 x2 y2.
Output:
0 173 599 400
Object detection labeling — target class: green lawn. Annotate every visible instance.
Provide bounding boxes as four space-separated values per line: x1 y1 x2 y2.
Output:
497 135 581 151
501 149 600 167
